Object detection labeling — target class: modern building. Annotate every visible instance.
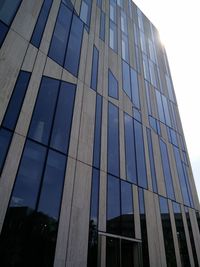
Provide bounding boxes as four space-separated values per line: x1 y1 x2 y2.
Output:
0 0 200 266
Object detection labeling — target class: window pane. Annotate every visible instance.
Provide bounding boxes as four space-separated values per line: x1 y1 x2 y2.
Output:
162 95 171 126
109 20 117 52
28 77 60 145
50 82 76 153
120 11 127 34
31 0 53 47
80 0 92 26
0 128 12 173
93 94 102 168
121 239 134 267
130 67 140 109
10 140 47 210
107 175 120 235
142 54 150 81
109 1 116 23
48 4 72 66
134 120 147 188
156 90 165 123
0 20 8 46
108 69 118 99
124 113 137 184
122 60 131 99
0 0 21 25
2 71 31 130
90 45 99 90
37 150 66 220
106 237 120 267
64 14 84 77
122 33 129 62
99 10 105 41
107 103 120 177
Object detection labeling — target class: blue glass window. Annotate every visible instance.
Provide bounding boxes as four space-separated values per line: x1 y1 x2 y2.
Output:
145 81 152 114
156 90 165 123
120 11 127 34
0 20 8 46
122 33 129 62
50 82 76 153
80 0 92 27
159 139 175 200
0 0 21 26
109 20 117 52
48 4 72 66
97 0 102 8
130 67 140 109
146 128 157 193
122 60 131 99
99 10 105 41
90 45 99 91
182 163 194 207
64 14 84 77
0 128 12 174
142 54 150 81
28 77 60 145
134 120 147 188
124 113 137 184
162 95 171 126
107 102 120 177
93 94 102 168
108 69 118 99
109 0 117 23
31 0 53 48
2 71 31 130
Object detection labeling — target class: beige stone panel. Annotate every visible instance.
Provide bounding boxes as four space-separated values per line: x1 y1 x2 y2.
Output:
15 51 46 137
168 200 182 267
160 122 168 142
21 44 38 72
133 185 141 239
62 68 77 84
94 6 100 46
100 98 108 172
151 131 167 197
40 0 61 54
138 75 149 127
187 167 200 210
74 0 81 17
143 126 153 191
44 57 62 80
150 85 158 118
97 44 104 96
102 44 108 98
189 209 200 265
99 235 106 267
84 37 94 88
98 171 107 232
123 92 133 116
77 86 96 165
108 48 119 81
119 109 126 180
66 161 92 267
0 30 28 124
108 96 119 108
68 80 84 159
11 0 43 41
78 29 89 83
54 157 76 267
180 205 195 267
0 133 25 232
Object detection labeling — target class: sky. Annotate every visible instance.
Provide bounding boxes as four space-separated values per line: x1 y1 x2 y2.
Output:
133 0 200 200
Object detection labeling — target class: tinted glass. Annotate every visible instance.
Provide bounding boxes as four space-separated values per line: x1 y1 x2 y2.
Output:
130 68 140 109
2 71 31 130
182 163 194 207
142 54 150 81
122 33 129 62
108 69 118 99
31 0 53 47
93 95 102 168
124 113 137 184
121 239 134 267
156 90 165 123
107 102 120 177
134 120 147 188
0 20 8 46
162 95 171 126
90 45 99 90
99 10 105 41
0 128 12 173
109 20 117 52
50 82 76 153
48 4 72 66
64 14 84 77
109 0 116 23
122 60 131 99
159 139 175 200
120 11 127 34
107 175 120 235
80 0 92 26
0 0 21 25
106 237 120 267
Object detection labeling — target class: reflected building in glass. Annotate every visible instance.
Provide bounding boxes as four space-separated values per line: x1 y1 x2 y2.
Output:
0 0 200 266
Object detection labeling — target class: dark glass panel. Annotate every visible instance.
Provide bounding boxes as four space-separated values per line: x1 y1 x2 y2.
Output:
90 45 99 90
134 120 147 189
173 202 190 267
146 128 157 193
106 237 120 267
130 67 140 109
124 113 137 184
50 82 76 153
0 128 12 173
121 239 134 267
108 69 118 99
10 140 47 210
107 175 120 235
62 0 74 10
0 0 21 25
31 0 53 47
93 94 102 168
0 20 8 46
37 150 66 220
2 71 31 130
99 10 105 41
159 139 175 200
121 180 134 237
159 197 177 267
28 77 60 145
155 90 165 123
48 4 72 66
64 14 84 77
107 102 120 177
122 60 131 99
